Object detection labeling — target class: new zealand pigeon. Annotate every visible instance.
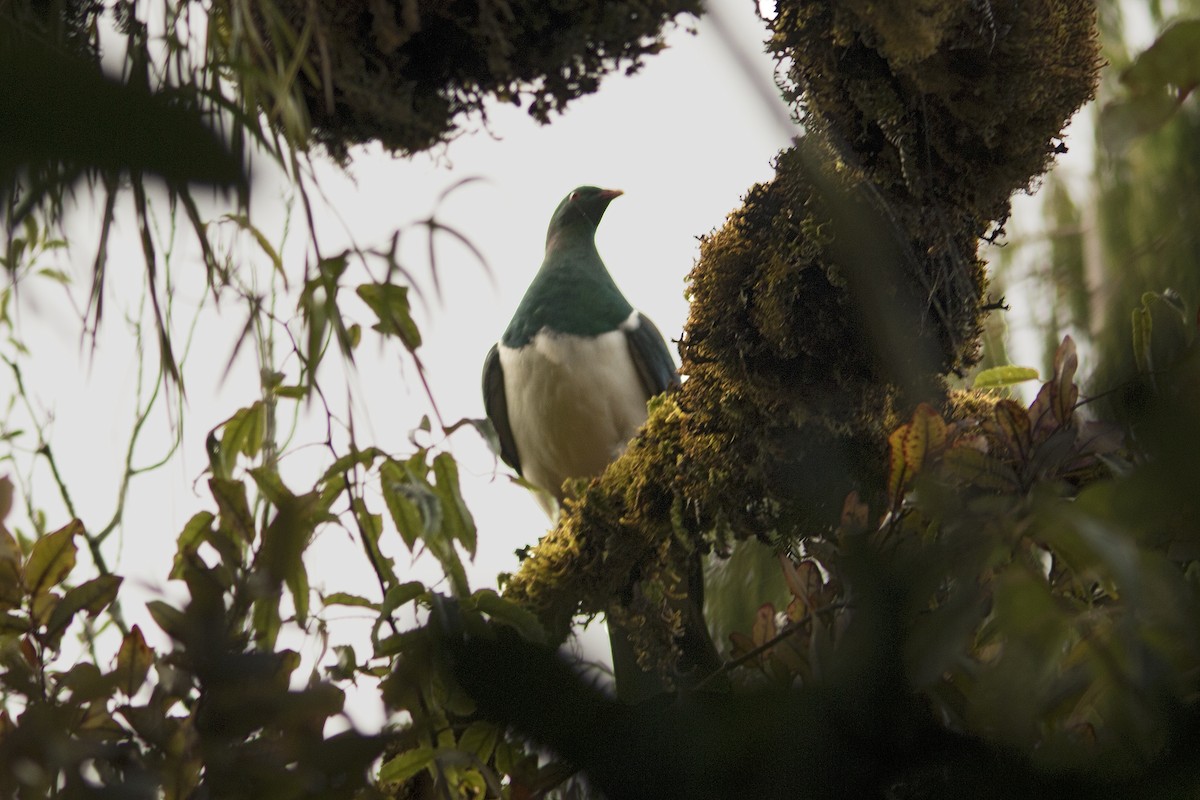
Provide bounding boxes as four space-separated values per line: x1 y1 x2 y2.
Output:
482 186 718 702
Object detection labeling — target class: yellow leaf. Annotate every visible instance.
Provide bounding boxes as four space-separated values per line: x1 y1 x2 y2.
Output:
904 403 947 474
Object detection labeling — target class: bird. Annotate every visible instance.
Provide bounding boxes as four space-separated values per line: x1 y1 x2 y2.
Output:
482 186 718 702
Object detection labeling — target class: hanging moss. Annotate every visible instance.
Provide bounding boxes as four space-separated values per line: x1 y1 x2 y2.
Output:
212 0 700 159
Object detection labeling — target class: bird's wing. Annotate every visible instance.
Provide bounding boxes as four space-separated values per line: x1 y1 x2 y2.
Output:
624 312 680 398
482 343 522 475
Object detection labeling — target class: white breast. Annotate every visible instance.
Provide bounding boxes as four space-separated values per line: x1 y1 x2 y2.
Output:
499 327 650 501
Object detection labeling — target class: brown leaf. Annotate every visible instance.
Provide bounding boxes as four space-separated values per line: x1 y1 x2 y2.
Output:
24 519 81 597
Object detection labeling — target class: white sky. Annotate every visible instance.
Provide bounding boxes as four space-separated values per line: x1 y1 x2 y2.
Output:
1 0 800 728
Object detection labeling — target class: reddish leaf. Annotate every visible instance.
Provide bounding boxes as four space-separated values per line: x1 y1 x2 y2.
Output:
1028 336 1079 439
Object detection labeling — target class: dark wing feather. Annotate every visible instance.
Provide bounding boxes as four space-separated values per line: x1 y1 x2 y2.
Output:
624 312 680 398
482 343 522 475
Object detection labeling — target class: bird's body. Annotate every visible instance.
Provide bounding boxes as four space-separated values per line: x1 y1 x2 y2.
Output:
483 186 714 702
495 315 651 499
483 186 678 506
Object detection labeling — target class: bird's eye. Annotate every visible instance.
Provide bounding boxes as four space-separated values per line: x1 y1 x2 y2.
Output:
569 191 579 202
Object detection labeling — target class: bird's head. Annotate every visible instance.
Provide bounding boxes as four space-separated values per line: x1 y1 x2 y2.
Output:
545 186 623 247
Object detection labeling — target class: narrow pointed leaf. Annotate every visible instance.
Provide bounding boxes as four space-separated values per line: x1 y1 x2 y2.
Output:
973 365 1040 390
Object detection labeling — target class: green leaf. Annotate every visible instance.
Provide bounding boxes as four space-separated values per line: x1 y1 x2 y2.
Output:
328 644 358 681
940 446 1020 492
171 510 216 579
356 283 422 350
973 365 1041 390
274 384 308 400
433 453 477 557
381 582 427 616
147 600 187 641
0 611 29 634
380 458 440 550
1122 20 1200 94
37 268 71 285
319 447 386 487
24 520 81 597
372 582 427 652
374 628 427 658
220 402 266 464
323 592 379 610
457 720 500 762
259 489 323 629
1099 90 1183 155
45 574 122 644
472 589 546 644
57 662 118 704
354 499 397 587
1099 21 1200 152
253 594 283 650
209 478 255 544
249 466 293 508
378 746 435 785
220 214 283 277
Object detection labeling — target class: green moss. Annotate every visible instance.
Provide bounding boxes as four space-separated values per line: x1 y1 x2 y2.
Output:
773 0 1102 231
